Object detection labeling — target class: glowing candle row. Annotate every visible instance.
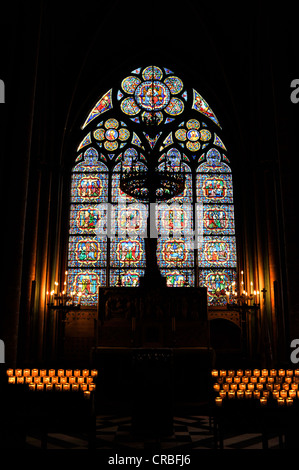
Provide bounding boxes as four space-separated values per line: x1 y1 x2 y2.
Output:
7 368 98 378
212 369 299 378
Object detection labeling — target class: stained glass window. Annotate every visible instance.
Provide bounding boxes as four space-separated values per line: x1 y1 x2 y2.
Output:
68 149 108 305
196 148 237 305
67 64 237 306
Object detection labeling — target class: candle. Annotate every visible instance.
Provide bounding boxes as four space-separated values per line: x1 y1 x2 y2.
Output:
52 376 58 384
23 369 30 377
215 397 222 407
6 369 14 377
278 369 285 376
248 383 255 391
82 369 89 377
237 390 244 399
280 390 287 398
74 369 81 377
236 370 243 377
286 398 293 406
289 390 296 398
245 390 252 399
58 369 64 377
270 369 277 377
286 369 293 377
46 384 53 392
277 398 284 406
66 369 72 377
245 369 251 377
253 369 260 377
273 391 279 399
228 391 235 399
89 384 96 392
8 377 16 384
63 384 70 392
84 391 91 400
261 369 268 377
25 376 33 384
86 376 93 384
211 370 218 377
234 377 241 384
15 369 22 377
32 369 38 377
55 384 62 392
29 383 35 391
36 383 44 391
80 384 88 391
49 369 55 377
72 384 79 392
40 369 47 377
260 397 267 406
69 376 76 384
253 390 260 399
43 376 50 384
219 390 226 398
227 370 235 377
34 376 41 384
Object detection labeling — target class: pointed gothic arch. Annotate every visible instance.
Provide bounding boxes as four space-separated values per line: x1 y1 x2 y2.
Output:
67 65 237 306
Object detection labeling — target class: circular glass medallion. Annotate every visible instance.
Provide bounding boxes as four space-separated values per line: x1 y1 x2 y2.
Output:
118 128 130 141
93 128 105 140
105 118 119 129
142 66 163 80
186 119 200 129
186 141 200 152
121 97 140 115
105 128 118 141
175 129 187 141
164 76 183 94
199 129 211 141
165 97 184 116
121 76 141 94
134 81 170 111
104 140 118 151
187 129 200 141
